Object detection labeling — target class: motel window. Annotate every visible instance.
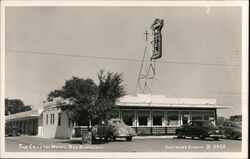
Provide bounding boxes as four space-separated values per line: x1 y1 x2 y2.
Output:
138 110 150 126
152 111 164 126
53 114 55 124
68 118 71 127
122 110 134 126
46 114 48 125
167 111 179 126
191 111 203 120
58 113 61 126
50 114 55 124
50 114 52 124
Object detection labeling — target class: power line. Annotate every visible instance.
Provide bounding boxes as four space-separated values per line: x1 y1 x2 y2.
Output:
6 80 47 95
6 49 241 67
155 78 243 95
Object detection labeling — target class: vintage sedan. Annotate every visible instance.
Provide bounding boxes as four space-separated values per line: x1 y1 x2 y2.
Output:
92 118 136 141
222 121 241 139
176 120 223 140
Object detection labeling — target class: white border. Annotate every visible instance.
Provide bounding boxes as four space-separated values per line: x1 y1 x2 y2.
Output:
0 1 248 158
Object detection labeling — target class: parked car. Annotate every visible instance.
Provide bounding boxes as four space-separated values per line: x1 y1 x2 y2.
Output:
222 121 242 139
5 125 22 136
176 120 223 140
92 118 136 141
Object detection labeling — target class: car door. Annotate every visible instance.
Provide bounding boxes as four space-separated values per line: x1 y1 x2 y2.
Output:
223 122 231 137
189 121 199 137
101 121 110 137
97 121 105 137
185 121 194 137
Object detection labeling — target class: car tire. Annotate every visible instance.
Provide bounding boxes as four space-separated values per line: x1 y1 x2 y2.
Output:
213 137 219 141
199 134 205 140
177 132 183 138
231 133 238 140
110 135 116 141
91 132 97 141
126 137 132 141
226 135 230 139
104 137 109 142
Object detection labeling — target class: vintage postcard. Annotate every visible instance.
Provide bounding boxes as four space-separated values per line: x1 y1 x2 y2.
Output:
0 0 248 158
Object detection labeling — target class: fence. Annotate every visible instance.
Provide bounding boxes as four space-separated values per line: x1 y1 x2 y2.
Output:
132 126 178 136
74 126 89 137
74 126 178 137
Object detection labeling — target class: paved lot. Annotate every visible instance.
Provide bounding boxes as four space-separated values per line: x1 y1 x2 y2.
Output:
5 136 241 152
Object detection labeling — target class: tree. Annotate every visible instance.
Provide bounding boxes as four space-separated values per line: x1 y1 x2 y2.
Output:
48 76 97 126
95 70 126 120
47 70 126 126
5 98 32 115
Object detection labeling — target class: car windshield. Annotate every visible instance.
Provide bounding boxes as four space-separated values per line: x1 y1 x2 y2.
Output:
195 121 214 127
232 122 242 128
112 120 124 125
234 118 242 122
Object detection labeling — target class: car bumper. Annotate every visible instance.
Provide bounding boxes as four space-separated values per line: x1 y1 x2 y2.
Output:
234 132 242 137
116 134 136 137
209 134 223 138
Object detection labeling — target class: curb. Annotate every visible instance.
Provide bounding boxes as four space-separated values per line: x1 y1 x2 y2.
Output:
133 135 175 140
69 136 176 141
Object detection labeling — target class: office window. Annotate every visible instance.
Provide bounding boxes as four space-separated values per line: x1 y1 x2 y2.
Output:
191 111 203 120
152 111 164 126
138 110 150 126
203 111 215 120
122 110 134 126
138 116 148 126
58 113 61 126
153 116 162 126
167 111 179 126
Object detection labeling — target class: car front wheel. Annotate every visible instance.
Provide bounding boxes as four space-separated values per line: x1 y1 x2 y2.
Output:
177 131 183 138
199 134 205 140
126 137 132 141
110 135 116 141
231 133 239 140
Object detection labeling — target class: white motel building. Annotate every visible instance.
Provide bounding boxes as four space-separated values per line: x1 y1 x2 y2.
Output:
5 94 231 139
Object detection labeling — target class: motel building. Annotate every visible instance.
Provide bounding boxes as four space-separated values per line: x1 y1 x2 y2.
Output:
5 94 231 139
5 109 43 136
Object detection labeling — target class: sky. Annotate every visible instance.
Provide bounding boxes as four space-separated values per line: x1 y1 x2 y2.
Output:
5 6 242 118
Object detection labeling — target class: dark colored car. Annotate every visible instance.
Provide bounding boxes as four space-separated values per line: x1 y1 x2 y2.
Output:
92 118 136 141
176 120 223 140
222 121 242 139
5 125 22 136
